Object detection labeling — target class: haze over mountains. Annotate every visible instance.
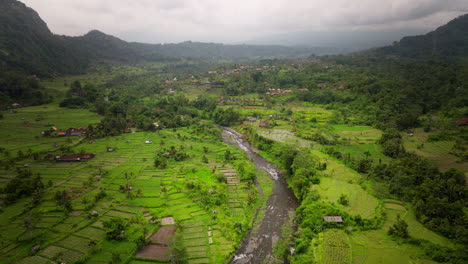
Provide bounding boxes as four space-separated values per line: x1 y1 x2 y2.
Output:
1 0 467 77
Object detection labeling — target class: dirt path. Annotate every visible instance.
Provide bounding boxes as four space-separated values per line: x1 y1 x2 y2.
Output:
222 128 298 264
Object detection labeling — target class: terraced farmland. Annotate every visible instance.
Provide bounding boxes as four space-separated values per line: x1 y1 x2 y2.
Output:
0 127 265 263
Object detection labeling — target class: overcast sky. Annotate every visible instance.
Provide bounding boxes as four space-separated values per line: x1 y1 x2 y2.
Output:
21 0 468 44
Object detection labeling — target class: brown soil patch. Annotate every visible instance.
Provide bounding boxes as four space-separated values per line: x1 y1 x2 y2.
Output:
135 245 170 260
150 225 176 245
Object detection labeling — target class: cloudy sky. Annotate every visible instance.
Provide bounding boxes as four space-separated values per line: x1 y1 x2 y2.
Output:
21 0 468 45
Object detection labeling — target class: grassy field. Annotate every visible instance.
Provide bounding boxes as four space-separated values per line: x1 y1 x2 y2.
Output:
383 201 454 247
314 177 379 219
258 129 313 148
349 230 436 264
402 128 467 173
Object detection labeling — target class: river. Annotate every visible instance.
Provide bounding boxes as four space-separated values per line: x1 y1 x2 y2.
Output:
222 128 298 264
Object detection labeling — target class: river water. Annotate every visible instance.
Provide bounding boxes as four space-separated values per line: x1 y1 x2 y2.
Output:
222 128 298 264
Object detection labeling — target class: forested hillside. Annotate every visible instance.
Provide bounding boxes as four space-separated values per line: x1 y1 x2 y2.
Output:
374 14 468 58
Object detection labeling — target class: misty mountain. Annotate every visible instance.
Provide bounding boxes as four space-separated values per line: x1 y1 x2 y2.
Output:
0 0 333 77
373 14 468 58
243 28 429 52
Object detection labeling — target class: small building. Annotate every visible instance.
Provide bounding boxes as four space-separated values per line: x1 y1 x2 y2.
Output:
57 132 66 136
42 130 52 136
66 127 87 136
456 118 468 126
145 141 153 144
56 153 95 162
11 103 22 109
323 216 343 223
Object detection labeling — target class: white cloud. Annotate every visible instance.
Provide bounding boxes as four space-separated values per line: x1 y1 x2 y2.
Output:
20 0 468 43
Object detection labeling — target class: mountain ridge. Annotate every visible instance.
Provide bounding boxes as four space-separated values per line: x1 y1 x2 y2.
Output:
1 0 467 77
0 0 327 76
373 14 468 58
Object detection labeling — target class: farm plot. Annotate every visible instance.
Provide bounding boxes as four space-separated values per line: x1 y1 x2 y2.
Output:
350 230 435 264
315 177 379 218
258 129 313 148
56 235 93 253
316 229 351 264
135 245 170 261
310 149 363 182
39 245 84 263
402 129 466 172
0 126 260 263
332 125 382 143
384 202 454 247
14 255 56 264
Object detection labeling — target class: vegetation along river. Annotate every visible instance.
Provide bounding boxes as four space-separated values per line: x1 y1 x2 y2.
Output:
222 128 298 264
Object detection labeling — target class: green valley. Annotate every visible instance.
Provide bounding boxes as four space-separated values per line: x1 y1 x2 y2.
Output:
0 1 467 264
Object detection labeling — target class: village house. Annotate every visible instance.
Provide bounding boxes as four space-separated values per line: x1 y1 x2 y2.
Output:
66 127 87 136
56 153 95 162
265 88 292 96
11 103 27 109
41 126 58 136
456 118 468 126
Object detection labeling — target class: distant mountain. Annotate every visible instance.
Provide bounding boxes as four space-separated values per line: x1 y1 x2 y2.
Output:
0 0 326 77
243 28 428 52
373 14 468 58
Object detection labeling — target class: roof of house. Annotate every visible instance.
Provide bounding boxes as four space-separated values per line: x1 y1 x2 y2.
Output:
456 118 468 126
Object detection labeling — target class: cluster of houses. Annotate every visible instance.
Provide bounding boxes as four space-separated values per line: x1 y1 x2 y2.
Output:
218 97 264 106
265 88 293 96
221 65 273 77
41 127 87 137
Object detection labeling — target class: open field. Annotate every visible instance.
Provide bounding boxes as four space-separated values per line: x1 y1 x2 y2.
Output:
402 128 467 173
258 129 313 148
315 177 379 219
383 202 455 247
350 230 436 264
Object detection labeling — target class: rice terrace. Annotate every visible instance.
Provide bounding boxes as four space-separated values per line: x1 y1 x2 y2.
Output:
0 1 468 264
